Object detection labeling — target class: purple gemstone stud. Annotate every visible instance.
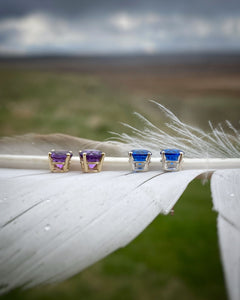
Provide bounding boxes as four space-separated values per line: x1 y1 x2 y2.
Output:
79 149 105 173
48 150 73 172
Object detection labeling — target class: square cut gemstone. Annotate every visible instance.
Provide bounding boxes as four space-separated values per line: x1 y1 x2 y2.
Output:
51 150 72 162
50 150 72 170
80 149 102 169
161 149 183 161
131 149 151 162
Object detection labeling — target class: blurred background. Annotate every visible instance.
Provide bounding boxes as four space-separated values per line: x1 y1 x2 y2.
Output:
0 0 240 299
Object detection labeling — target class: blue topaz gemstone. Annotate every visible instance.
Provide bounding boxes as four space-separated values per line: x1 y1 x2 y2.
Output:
160 149 183 161
131 149 152 161
160 149 184 171
129 149 152 172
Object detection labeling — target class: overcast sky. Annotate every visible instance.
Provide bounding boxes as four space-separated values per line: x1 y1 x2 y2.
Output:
0 0 240 55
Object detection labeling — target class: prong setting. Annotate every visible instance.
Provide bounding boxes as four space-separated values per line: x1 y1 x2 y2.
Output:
160 149 184 171
48 150 73 172
79 149 105 173
128 149 152 172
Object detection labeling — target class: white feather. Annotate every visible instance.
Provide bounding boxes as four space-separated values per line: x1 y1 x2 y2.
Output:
0 103 239 298
0 168 204 293
0 133 125 156
211 169 240 300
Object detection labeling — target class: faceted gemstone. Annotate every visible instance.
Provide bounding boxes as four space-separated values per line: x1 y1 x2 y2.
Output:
80 149 102 169
131 149 151 162
56 164 63 169
51 150 72 162
50 150 72 170
161 149 183 161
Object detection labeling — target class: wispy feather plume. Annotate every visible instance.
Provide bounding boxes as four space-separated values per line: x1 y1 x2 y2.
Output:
111 101 240 158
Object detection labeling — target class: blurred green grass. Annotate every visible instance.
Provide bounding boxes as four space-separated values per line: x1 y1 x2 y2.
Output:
1 68 239 140
0 68 228 299
0 69 140 140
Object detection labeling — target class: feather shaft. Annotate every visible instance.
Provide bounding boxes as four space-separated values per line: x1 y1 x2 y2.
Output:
0 155 240 171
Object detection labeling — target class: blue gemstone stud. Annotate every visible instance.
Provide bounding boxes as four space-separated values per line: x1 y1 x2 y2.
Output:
129 149 152 172
160 149 184 171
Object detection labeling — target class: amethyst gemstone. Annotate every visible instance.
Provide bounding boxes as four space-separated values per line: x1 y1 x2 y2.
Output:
51 150 72 170
80 149 102 169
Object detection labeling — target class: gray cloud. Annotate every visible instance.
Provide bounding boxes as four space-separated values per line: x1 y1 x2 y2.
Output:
0 1 240 54
1 0 240 19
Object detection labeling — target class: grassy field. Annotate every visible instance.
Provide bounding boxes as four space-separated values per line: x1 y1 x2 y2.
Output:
1 56 238 299
0 56 240 140
0 69 138 140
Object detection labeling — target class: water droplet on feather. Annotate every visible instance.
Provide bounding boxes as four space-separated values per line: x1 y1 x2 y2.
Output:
44 224 51 231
